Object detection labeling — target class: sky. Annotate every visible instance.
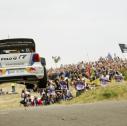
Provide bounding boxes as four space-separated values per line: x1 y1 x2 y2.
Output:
0 0 127 68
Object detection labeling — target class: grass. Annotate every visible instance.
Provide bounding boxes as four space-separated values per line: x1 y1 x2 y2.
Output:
0 83 25 110
1 81 127 110
0 94 21 110
61 81 127 105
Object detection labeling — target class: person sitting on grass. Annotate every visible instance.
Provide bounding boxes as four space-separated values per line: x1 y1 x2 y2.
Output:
20 90 27 107
100 73 110 86
74 76 85 97
114 71 124 83
32 96 38 106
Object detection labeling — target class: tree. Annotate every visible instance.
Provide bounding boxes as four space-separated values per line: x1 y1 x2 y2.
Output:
52 56 61 68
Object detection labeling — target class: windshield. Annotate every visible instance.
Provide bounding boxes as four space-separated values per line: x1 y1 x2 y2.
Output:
0 38 35 54
0 48 34 54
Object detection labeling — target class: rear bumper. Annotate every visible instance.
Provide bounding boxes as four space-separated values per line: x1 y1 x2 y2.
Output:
0 65 44 82
0 75 41 82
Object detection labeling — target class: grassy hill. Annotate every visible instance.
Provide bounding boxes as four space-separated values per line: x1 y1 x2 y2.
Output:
0 81 127 110
0 83 25 110
62 81 127 104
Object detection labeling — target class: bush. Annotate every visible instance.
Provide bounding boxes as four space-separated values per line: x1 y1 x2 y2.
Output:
102 89 118 99
120 68 127 80
62 83 127 105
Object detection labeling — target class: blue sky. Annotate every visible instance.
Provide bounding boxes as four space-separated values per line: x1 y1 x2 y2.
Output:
0 0 127 68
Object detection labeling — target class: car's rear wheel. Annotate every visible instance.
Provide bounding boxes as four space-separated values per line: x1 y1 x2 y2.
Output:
25 83 35 92
37 66 47 89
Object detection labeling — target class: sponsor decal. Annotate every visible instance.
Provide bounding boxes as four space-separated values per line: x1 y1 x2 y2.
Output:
0 54 27 61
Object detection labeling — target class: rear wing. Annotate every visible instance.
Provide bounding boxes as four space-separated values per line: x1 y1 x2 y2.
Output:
0 38 35 51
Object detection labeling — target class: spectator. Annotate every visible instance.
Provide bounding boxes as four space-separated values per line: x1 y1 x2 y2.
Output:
32 96 38 106
59 77 68 90
74 77 85 97
114 71 124 82
11 83 16 93
20 90 27 106
100 74 110 86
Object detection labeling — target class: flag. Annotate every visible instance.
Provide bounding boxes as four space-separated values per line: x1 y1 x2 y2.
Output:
107 53 112 60
119 44 127 53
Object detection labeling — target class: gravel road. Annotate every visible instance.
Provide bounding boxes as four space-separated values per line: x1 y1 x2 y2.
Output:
0 101 127 126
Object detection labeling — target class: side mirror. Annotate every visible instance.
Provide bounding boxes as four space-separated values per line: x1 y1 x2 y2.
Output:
41 57 46 66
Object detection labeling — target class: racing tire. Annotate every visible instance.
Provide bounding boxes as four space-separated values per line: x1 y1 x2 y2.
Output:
37 66 47 89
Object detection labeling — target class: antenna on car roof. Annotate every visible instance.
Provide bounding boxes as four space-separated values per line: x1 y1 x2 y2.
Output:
8 34 10 39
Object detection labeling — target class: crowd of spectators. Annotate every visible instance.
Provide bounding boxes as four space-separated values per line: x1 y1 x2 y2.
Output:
20 56 127 107
20 79 73 107
48 56 126 88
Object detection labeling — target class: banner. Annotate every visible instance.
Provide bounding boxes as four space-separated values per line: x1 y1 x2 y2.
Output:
119 44 127 53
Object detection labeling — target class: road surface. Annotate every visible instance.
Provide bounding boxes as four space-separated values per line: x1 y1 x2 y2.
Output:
0 101 127 126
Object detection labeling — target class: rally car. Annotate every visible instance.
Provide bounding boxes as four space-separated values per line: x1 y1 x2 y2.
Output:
0 38 47 88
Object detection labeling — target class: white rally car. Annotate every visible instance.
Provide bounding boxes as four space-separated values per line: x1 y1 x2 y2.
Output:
0 38 47 88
